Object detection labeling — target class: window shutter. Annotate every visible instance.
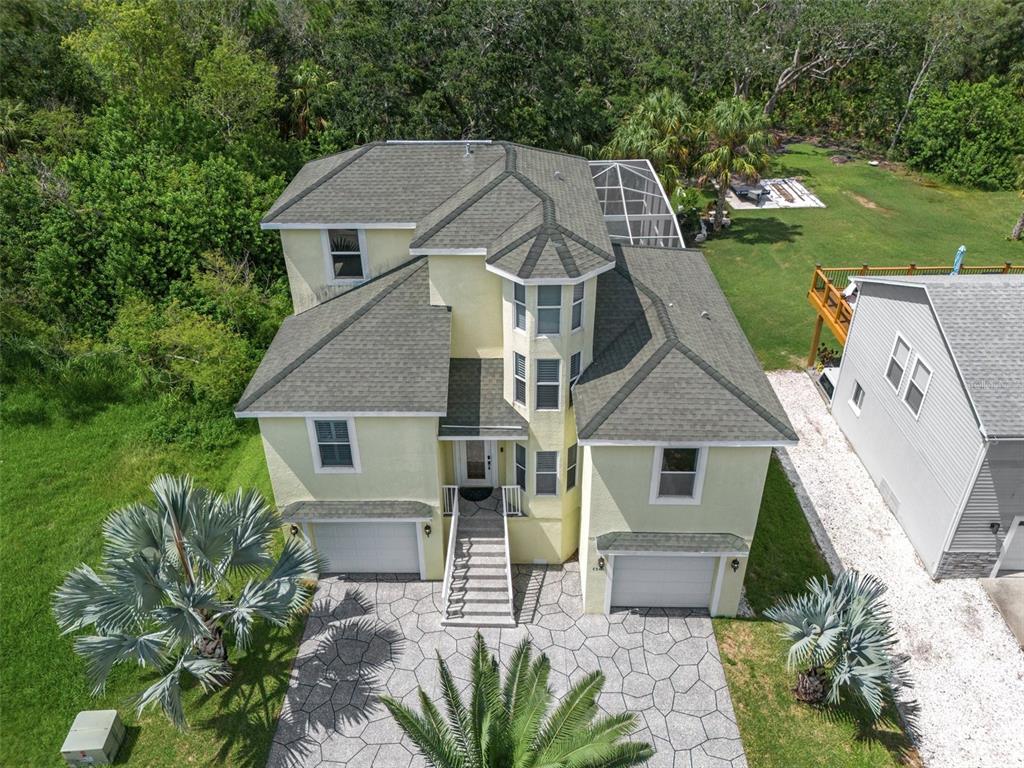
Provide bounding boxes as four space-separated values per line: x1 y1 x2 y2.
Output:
570 352 580 380
537 359 560 382
315 420 349 442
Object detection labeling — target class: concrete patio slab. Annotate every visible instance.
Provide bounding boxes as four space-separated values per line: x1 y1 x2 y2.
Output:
268 561 746 768
980 576 1024 648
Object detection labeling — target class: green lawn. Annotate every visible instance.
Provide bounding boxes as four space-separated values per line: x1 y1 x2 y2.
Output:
713 457 918 767
0 400 300 767
704 144 1022 369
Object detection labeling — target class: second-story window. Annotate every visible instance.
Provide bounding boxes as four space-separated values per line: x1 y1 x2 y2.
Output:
515 444 527 490
327 229 365 280
513 353 527 405
513 283 526 330
569 351 581 406
537 286 561 335
571 283 584 330
886 336 910 391
536 359 560 410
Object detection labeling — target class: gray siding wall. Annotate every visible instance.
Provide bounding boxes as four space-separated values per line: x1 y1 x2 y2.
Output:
832 282 983 575
949 441 1024 552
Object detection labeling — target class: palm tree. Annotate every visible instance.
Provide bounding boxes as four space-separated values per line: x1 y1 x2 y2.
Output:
382 633 653 767
696 97 773 231
604 88 694 198
766 569 909 721
53 474 321 728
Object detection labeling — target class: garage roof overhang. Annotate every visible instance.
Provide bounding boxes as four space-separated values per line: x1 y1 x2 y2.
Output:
282 500 433 523
595 531 749 557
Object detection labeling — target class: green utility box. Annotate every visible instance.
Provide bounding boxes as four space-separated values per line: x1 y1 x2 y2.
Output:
60 710 125 766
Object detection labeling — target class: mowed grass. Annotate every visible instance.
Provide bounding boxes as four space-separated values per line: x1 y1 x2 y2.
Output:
704 143 1023 369
0 400 301 767
714 456 918 767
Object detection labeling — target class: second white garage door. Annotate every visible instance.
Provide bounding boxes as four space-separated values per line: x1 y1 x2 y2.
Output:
312 522 420 574
611 555 716 609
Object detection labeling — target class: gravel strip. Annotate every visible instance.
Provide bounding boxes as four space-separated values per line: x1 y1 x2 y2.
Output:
768 371 1024 768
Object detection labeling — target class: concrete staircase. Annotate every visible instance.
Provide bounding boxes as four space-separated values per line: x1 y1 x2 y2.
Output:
442 510 516 628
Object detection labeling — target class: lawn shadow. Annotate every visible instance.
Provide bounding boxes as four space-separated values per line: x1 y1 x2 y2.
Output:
719 217 803 246
111 725 141 764
816 692 923 767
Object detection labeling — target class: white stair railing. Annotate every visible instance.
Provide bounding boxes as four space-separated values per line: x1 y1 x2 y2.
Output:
501 498 515 624
500 485 523 517
441 485 459 612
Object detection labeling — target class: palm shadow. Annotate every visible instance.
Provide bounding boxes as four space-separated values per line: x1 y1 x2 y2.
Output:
199 588 403 768
720 217 803 246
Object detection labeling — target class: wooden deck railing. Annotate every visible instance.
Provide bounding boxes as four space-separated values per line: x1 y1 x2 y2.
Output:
807 261 1020 366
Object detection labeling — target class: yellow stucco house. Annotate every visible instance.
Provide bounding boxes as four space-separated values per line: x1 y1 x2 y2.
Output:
236 140 796 627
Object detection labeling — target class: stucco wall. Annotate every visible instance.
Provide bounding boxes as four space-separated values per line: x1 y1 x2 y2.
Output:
427 254 503 358
579 444 771 615
279 228 414 313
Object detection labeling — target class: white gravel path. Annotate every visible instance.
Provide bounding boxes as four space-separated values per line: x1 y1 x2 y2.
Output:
768 371 1024 768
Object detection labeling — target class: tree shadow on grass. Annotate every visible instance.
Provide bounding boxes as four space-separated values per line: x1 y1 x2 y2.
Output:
816 689 923 767
719 217 804 246
198 588 403 768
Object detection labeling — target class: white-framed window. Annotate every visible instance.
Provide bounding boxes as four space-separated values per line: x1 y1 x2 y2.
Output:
535 450 558 495
513 352 527 405
513 282 526 331
515 443 527 490
307 418 360 473
536 285 561 335
886 336 911 391
571 282 584 331
323 229 367 282
849 381 865 415
903 358 932 416
536 359 560 410
649 446 705 504
566 443 578 490
569 351 581 406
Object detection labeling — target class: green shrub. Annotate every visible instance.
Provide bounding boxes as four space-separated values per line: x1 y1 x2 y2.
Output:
902 78 1024 190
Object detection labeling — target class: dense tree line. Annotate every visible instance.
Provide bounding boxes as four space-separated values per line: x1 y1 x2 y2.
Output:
1 0 1021 442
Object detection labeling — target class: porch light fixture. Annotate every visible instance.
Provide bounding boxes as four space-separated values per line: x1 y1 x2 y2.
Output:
730 558 740 572
596 556 606 570
424 523 432 538
289 524 300 537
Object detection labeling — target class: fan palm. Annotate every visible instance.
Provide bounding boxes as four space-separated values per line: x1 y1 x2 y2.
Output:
604 88 695 198
381 632 653 768
696 97 773 231
53 474 321 728
766 569 908 721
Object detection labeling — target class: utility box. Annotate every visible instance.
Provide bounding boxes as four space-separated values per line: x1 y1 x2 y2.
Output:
60 710 125 766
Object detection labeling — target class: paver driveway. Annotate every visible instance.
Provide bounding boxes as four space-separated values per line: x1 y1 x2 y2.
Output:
269 561 745 768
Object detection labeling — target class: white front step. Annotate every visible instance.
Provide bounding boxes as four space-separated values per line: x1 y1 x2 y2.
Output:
442 507 515 628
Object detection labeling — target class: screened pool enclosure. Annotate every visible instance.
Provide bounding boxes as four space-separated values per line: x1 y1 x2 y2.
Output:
589 159 684 248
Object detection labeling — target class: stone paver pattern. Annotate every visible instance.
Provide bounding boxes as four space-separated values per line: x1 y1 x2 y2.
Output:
269 560 746 768
770 371 1024 768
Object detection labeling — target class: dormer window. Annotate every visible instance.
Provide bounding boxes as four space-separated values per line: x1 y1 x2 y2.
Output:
325 228 367 282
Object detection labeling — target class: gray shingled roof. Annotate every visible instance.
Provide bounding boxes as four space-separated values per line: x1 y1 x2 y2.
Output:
857 275 1024 438
235 259 451 414
263 141 615 281
439 359 528 437
573 246 796 444
595 531 749 554
282 500 433 522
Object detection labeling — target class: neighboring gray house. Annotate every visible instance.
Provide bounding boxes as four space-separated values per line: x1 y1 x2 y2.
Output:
831 275 1024 578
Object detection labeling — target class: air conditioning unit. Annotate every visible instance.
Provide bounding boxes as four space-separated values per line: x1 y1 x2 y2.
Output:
61 710 125 766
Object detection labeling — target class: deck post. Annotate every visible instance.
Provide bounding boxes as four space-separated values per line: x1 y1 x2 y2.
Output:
1005 262 1012 273
807 315 823 368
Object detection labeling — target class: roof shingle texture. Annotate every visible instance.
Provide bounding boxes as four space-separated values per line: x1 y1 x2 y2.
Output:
235 260 451 414
859 275 1024 437
439 359 528 437
595 531 750 554
281 500 433 522
573 246 796 444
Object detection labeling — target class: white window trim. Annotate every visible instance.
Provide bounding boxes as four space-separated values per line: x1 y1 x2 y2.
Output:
885 333 910 394
649 446 707 505
306 417 362 474
902 354 933 420
513 284 527 334
322 228 369 285
535 359 561 411
535 286 562 338
535 450 559 496
848 381 865 417
571 283 584 333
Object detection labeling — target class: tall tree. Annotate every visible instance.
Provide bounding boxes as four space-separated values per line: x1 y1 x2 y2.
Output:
697 97 773 231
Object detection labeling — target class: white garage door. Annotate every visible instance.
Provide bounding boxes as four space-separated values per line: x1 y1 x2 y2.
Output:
312 522 420 574
611 555 716 609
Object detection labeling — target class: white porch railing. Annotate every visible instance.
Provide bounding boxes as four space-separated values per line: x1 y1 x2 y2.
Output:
441 485 459 611
501 497 515 623
500 485 523 517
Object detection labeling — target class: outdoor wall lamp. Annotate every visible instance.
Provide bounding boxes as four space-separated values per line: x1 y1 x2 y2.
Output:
990 522 1000 535
730 558 740 572
597 556 606 570
424 523 432 538
289 524 300 537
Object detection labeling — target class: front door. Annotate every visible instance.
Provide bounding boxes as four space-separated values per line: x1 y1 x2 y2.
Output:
458 441 496 487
